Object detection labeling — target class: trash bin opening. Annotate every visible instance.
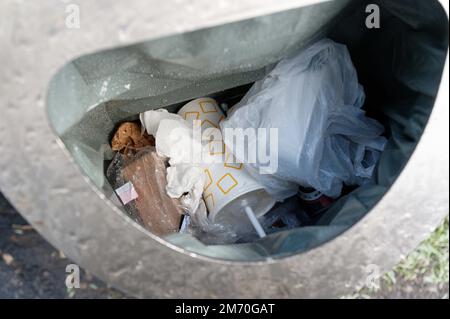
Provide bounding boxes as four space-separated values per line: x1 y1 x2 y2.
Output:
46 0 449 262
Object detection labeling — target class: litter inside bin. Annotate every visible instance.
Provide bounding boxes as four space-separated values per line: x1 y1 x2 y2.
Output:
108 39 388 244
139 99 273 243
111 122 154 155
107 132 185 236
48 0 448 260
221 39 387 200
115 181 138 205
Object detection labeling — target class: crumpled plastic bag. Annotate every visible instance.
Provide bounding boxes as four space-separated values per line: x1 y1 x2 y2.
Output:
221 39 387 199
106 147 185 236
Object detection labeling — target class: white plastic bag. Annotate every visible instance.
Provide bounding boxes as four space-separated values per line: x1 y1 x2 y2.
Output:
221 39 387 199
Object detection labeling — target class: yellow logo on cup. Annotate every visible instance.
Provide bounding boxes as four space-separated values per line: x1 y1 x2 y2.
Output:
178 97 275 222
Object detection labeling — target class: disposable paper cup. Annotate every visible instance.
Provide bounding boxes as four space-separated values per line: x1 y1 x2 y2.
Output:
203 156 276 226
178 97 224 129
178 98 276 227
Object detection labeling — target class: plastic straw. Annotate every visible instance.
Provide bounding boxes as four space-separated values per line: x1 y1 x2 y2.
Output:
245 206 266 238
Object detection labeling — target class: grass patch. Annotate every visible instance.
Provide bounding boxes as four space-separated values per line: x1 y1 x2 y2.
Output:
394 216 449 284
344 215 449 298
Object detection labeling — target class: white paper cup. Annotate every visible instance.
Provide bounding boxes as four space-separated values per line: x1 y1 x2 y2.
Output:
178 98 276 227
203 153 276 226
178 97 224 130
